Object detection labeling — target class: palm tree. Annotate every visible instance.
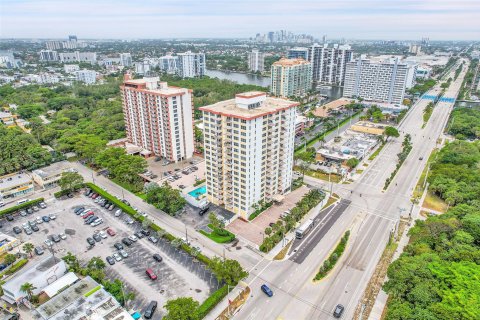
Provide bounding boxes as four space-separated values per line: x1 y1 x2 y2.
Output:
23 243 35 258
20 282 36 301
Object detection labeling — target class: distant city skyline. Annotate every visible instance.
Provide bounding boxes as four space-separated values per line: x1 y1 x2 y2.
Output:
1 0 479 40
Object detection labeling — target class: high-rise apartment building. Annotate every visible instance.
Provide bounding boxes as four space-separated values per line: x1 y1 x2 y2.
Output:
121 75 194 162
177 52 205 78
270 58 312 98
308 43 353 86
39 50 59 61
59 51 97 64
46 41 63 50
159 55 178 74
200 92 298 218
287 47 309 60
343 57 409 104
120 53 132 67
247 50 265 72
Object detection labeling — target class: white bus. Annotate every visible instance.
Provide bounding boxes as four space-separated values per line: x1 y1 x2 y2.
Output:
295 219 315 239
17 198 31 205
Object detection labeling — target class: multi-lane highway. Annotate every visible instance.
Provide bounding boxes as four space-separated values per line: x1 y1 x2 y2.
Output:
233 59 468 320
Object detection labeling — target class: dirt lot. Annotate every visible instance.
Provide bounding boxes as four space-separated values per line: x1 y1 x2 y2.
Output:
2 193 219 319
226 185 310 245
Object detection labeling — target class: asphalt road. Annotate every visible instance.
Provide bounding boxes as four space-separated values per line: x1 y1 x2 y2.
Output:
233 58 468 320
290 199 351 264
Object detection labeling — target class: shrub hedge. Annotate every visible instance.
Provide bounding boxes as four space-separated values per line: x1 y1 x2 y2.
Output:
314 230 350 280
0 198 44 217
197 285 228 318
0 258 28 278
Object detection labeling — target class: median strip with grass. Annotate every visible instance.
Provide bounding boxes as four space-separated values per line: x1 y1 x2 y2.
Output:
368 141 386 161
314 231 350 281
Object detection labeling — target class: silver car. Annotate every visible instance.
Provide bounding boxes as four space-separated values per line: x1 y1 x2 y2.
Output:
112 252 122 261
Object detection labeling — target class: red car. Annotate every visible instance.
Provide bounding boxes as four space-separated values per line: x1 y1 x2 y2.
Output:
146 268 157 280
82 212 94 219
107 228 116 236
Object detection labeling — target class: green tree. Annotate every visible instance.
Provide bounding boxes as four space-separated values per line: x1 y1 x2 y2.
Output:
4 253 17 265
87 257 106 270
62 252 81 271
20 282 36 300
23 243 34 258
145 182 186 215
163 297 200 320
210 257 248 286
384 126 400 139
58 171 84 192
346 157 360 169
208 212 224 229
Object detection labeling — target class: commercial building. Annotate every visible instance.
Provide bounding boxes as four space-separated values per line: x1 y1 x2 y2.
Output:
1 256 67 304
0 233 20 255
0 173 34 201
177 51 205 78
59 51 97 64
343 57 409 104
270 58 312 98
36 276 133 320
120 53 133 67
287 47 309 60
312 98 352 118
31 161 74 189
39 50 59 62
308 43 353 86
350 121 387 135
45 41 63 51
415 66 432 79
159 55 178 74
75 70 97 84
247 50 265 72
200 92 298 218
121 75 195 162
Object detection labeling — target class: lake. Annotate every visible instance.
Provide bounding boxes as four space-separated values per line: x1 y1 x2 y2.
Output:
205 69 271 87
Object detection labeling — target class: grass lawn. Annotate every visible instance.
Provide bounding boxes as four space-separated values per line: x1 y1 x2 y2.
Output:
356 169 364 174
273 241 293 261
199 224 235 244
294 166 342 183
422 191 448 213
322 196 338 209
368 142 386 161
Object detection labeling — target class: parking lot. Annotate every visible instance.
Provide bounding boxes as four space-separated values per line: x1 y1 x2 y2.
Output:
1 191 219 319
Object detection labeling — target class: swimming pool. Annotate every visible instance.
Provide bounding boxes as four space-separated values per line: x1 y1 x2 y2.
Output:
188 185 207 198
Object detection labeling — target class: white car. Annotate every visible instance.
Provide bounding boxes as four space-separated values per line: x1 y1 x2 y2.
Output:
91 218 103 227
119 249 128 258
112 252 122 261
125 217 134 224
44 239 53 247
22 223 30 230
128 235 138 242
59 233 67 240
36 217 43 224
99 231 107 239
114 210 123 217
49 213 56 220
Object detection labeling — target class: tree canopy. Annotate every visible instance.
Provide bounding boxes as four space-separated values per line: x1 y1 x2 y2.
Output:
163 297 200 320
448 107 480 140
145 182 187 215
59 171 84 192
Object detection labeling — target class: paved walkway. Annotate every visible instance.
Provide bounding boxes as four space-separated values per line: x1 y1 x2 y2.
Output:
226 186 309 246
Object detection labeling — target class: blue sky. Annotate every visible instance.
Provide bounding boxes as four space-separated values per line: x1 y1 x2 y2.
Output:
1 0 479 40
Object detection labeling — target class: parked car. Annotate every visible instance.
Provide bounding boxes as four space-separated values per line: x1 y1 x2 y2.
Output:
13 226 22 234
19 210 27 217
22 223 30 230
108 204 116 211
25 228 32 235
199 206 210 216
114 242 124 250
122 238 133 246
119 249 128 258
85 215 97 224
114 210 123 217
34 247 44 255
59 233 67 240
125 217 134 224
36 216 43 224
80 210 92 217
93 233 102 242
106 256 115 265
128 235 138 242
134 232 144 239
44 239 53 247
99 231 107 239
26 208 33 215
333 304 345 318
143 301 157 319
51 234 61 243
32 206 40 212
261 284 274 297
74 207 85 214
148 236 158 243
83 212 94 219
145 268 157 280
39 202 47 209
107 228 116 236
153 254 162 262
42 215 50 222
141 229 151 236
6 215 14 222
91 218 103 227
86 237 95 246
31 225 39 232
49 213 56 220
112 252 122 261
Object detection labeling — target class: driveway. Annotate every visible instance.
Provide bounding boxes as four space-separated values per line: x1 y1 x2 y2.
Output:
226 185 310 246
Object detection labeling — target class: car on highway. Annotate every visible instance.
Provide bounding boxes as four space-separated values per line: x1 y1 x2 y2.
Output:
333 304 344 318
106 256 115 265
261 284 273 297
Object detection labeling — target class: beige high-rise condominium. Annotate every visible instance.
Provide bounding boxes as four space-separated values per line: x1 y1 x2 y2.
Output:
121 74 194 162
200 92 298 219
270 58 312 98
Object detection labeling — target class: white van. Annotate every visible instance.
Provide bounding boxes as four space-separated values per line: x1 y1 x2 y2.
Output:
17 198 31 205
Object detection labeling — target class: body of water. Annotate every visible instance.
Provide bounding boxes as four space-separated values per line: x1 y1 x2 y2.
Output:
205 69 271 87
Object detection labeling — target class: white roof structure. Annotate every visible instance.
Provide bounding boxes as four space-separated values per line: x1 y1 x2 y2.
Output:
42 272 79 298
